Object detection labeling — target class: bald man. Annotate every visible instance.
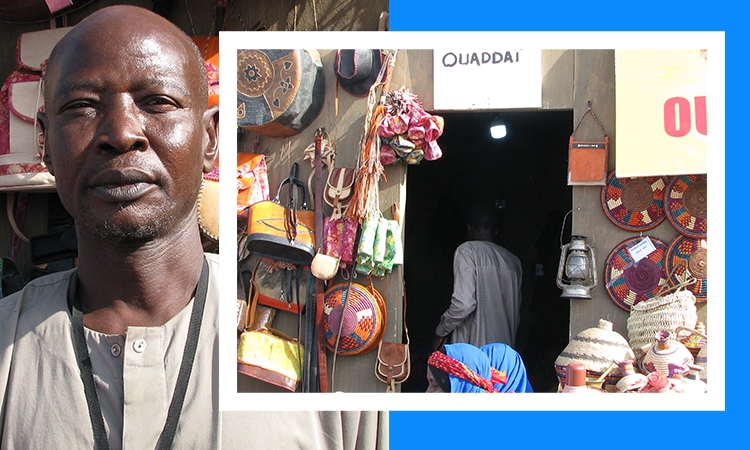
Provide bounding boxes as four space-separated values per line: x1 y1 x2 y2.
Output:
0 5 220 448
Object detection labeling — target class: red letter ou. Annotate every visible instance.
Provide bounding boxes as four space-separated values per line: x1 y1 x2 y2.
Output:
694 96 707 135
664 97 691 137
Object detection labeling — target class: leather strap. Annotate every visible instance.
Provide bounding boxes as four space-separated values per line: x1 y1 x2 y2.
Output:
70 257 209 450
313 128 328 392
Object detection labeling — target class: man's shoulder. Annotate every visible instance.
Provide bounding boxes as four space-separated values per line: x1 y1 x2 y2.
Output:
0 270 74 321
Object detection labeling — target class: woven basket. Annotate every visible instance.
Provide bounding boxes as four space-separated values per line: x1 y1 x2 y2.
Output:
638 330 694 375
627 289 697 355
555 319 635 391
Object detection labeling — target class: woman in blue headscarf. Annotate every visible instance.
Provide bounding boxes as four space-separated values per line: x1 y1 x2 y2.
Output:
480 343 534 393
426 343 497 393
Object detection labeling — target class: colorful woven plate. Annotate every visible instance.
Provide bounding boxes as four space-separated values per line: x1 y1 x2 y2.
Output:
604 236 669 312
666 174 707 239
323 283 386 355
665 234 708 302
600 171 668 232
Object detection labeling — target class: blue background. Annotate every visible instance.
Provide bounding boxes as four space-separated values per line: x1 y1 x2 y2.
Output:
389 0 743 446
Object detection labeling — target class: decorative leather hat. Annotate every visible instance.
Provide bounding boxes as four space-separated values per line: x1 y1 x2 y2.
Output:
334 49 382 97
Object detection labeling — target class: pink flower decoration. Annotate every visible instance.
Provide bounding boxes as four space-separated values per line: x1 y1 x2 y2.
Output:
407 124 425 141
380 144 397 165
423 140 443 161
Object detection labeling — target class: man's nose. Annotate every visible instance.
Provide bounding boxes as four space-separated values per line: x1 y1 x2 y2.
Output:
94 96 148 153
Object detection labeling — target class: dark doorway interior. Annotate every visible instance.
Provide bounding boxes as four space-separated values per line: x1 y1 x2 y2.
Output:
402 110 573 392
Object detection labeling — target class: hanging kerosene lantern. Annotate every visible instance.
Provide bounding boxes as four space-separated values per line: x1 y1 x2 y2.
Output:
556 235 598 299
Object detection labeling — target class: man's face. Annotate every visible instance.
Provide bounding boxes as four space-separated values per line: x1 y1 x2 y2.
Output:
40 24 217 242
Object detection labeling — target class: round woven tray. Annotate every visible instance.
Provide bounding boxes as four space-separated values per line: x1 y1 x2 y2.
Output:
666 174 707 239
600 171 668 232
604 236 669 312
323 282 386 355
665 234 708 302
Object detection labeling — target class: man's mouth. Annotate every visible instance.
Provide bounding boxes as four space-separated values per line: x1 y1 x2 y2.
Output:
88 168 158 202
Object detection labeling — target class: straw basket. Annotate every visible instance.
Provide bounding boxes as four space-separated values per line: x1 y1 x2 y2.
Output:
555 319 635 392
627 289 697 356
638 330 694 375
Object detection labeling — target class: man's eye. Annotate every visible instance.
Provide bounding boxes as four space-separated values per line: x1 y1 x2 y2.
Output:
144 96 178 108
60 100 96 115
65 101 94 110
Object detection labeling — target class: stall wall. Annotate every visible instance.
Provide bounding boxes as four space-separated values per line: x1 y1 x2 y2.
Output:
395 50 707 364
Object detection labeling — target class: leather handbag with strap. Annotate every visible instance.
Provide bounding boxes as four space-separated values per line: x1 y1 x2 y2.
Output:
237 262 304 392
568 100 609 185
245 163 316 266
375 278 410 392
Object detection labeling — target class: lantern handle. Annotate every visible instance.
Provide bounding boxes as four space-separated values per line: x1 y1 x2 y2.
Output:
559 207 582 248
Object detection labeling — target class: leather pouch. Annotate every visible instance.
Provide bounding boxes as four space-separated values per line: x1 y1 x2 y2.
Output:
374 341 410 392
310 252 340 281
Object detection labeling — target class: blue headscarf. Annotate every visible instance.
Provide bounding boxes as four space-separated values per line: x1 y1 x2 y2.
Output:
480 343 534 393
443 343 494 393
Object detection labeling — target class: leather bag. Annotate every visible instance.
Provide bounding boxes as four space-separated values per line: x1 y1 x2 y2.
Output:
251 256 309 314
568 101 609 185
237 152 270 220
237 49 324 138
374 279 410 392
237 269 303 391
1 27 71 192
324 167 355 214
375 341 410 392
246 163 316 265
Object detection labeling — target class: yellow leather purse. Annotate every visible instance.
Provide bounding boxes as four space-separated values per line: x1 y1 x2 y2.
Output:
246 163 316 265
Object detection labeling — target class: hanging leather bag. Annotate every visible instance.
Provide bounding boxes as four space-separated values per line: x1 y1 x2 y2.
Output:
246 163 316 265
1 27 71 192
374 279 410 392
237 49 325 138
237 264 304 392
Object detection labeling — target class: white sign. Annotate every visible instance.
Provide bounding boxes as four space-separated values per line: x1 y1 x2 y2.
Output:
628 236 657 263
433 48 541 110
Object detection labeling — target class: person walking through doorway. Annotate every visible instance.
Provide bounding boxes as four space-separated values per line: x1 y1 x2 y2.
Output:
431 202 522 351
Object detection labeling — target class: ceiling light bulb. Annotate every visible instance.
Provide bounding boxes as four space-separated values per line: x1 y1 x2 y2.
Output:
490 120 507 139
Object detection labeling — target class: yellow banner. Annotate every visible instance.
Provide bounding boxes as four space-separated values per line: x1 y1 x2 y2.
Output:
615 50 707 177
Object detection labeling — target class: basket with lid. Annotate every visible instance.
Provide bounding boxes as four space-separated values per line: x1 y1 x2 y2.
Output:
555 319 635 392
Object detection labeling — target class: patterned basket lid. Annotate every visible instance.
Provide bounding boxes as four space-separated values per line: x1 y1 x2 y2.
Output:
604 236 669 312
555 319 635 376
666 174 707 239
323 282 386 355
665 234 707 302
600 171 668 232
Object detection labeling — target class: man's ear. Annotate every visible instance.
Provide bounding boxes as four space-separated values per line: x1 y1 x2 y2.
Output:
37 111 54 175
202 105 219 173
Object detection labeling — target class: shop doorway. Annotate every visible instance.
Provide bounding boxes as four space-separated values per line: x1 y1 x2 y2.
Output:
402 110 573 392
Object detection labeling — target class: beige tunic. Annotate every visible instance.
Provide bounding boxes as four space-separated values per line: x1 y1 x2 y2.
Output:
0 253 220 449
435 241 523 348
221 411 388 450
